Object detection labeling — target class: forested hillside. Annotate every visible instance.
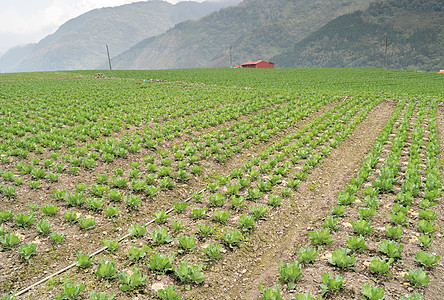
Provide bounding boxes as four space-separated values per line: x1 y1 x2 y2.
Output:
272 0 444 71
111 0 374 69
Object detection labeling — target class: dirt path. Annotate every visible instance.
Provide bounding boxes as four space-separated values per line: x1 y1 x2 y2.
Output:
184 99 398 299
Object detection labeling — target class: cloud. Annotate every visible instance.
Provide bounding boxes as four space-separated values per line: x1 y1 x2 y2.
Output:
0 0 205 55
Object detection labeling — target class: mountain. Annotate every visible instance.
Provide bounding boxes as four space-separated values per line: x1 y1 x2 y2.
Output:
272 0 444 71
1 0 240 72
0 44 36 73
111 0 375 70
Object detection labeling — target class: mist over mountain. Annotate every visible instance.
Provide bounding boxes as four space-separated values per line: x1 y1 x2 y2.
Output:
0 0 240 72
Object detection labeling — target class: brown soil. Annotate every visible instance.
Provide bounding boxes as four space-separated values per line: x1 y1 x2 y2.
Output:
2 86 442 300
183 99 399 300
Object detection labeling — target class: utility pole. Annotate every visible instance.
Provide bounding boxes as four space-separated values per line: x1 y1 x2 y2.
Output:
384 35 388 70
106 45 112 70
229 46 232 68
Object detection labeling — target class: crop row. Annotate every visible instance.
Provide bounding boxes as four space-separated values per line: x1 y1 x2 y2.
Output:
1 93 387 299
260 98 441 299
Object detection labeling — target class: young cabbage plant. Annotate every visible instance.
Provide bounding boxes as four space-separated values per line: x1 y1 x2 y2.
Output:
55 281 86 300
297 247 318 264
400 293 424 300
174 260 205 284
417 235 434 248
385 224 403 240
368 257 393 276
36 218 52 235
18 242 37 261
322 215 340 231
173 201 188 214
89 291 116 300
15 212 36 229
414 251 440 268
238 214 256 231
346 235 367 252
250 204 268 220
208 193 225 207
128 223 146 237
148 252 175 274
361 283 384 300
119 268 147 292
0 232 20 250
258 284 284 300
157 285 182 300
404 267 430 287
308 229 333 246
196 223 213 237
63 211 78 223
351 220 373 235
278 261 302 289
151 227 173 244
320 272 345 295
50 231 65 244
102 238 119 252
95 260 118 279
40 204 58 216
79 217 95 230
417 220 436 235
222 229 242 249
177 235 197 253
191 207 208 219
75 251 94 268
127 244 149 262
213 210 230 224
328 248 356 269
154 210 170 223
201 242 224 261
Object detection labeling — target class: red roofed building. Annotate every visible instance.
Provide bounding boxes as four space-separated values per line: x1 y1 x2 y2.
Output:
241 60 274 69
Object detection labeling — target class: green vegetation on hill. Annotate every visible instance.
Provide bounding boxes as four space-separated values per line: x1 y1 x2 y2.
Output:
112 0 374 69
273 0 444 71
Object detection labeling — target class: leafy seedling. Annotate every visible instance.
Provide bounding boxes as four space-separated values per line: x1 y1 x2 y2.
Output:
258 284 284 300
346 235 367 252
201 242 224 261
95 260 118 279
298 247 318 264
278 261 302 289
404 267 430 287
320 272 345 295
368 257 393 276
148 252 175 274
55 281 85 300
89 291 116 300
378 240 403 259
308 229 333 245
414 251 440 268
157 285 182 300
222 229 242 249
174 260 205 284
361 283 384 300
328 248 356 269
75 251 93 268
119 268 147 292
102 238 119 252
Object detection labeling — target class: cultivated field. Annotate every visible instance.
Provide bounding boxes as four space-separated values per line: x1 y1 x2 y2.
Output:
0 69 442 299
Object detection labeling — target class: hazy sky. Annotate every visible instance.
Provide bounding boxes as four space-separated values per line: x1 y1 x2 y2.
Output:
0 0 204 55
